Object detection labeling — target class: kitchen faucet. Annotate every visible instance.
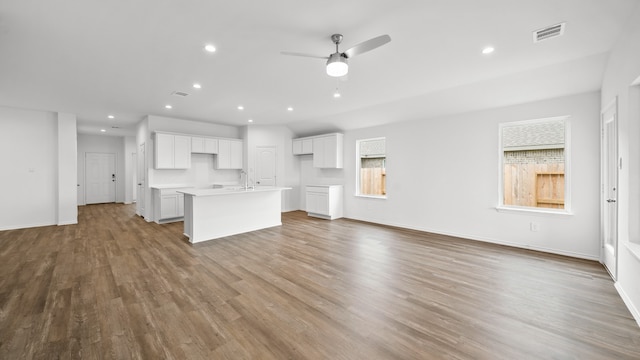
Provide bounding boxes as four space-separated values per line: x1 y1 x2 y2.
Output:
240 170 254 190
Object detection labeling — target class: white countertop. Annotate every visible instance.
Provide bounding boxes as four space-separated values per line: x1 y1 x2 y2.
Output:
306 184 343 187
178 186 291 197
150 184 194 190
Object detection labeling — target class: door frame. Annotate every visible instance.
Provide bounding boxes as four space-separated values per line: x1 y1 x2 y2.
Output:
137 143 146 218
254 145 277 186
85 152 117 204
601 97 618 280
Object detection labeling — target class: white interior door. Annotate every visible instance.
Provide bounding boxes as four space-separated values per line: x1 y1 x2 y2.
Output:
86 152 116 204
602 99 618 279
255 146 277 186
137 143 146 217
132 152 137 202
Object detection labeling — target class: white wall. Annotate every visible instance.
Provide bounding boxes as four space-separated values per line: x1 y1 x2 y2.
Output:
601 3 640 324
77 134 126 205
123 136 137 204
244 125 300 212
0 106 77 230
322 92 601 260
57 112 78 224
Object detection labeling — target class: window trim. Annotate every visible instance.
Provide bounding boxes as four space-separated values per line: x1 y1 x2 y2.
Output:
355 137 387 199
497 115 572 215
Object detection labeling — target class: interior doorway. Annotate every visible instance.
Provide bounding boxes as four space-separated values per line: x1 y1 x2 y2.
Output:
137 143 146 218
85 152 116 204
601 98 618 280
132 152 137 202
255 146 277 186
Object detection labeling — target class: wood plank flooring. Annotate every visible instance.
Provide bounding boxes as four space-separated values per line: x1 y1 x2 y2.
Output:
1 203 640 359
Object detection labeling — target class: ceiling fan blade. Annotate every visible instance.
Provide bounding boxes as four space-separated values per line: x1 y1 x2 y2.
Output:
343 35 391 58
280 51 328 60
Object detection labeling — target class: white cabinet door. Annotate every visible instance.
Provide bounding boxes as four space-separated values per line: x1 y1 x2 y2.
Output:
192 137 218 154
302 139 313 154
293 138 313 155
155 133 175 169
192 136 205 153
160 194 179 219
306 185 343 220
154 188 186 222
174 135 191 169
312 137 326 168
204 138 219 154
307 192 329 215
312 134 343 168
155 133 191 169
216 139 243 169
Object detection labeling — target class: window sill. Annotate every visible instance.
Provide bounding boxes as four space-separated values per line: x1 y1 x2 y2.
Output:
626 242 640 262
355 194 387 200
495 205 573 216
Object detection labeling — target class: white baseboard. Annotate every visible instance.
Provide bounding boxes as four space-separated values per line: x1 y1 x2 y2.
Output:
344 216 599 261
615 282 640 328
57 220 78 226
0 221 55 231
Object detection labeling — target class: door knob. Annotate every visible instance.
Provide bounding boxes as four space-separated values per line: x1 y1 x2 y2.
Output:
607 199 616 203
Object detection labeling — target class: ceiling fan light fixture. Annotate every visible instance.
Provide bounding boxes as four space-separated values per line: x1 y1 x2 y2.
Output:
326 53 348 77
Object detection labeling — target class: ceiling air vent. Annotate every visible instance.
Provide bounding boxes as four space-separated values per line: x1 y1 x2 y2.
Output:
533 22 565 43
171 91 189 97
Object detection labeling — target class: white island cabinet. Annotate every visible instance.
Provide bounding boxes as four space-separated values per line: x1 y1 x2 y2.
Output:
178 187 291 244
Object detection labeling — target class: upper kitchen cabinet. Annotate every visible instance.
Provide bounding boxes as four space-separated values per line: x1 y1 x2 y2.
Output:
292 138 313 155
154 132 191 169
312 133 343 169
191 136 218 154
216 138 243 169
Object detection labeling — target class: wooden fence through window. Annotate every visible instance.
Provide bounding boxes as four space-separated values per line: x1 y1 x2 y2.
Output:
361 168 386 196
504 164 564 209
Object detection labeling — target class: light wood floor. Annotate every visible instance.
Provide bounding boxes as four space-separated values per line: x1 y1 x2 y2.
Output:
1 203 640 359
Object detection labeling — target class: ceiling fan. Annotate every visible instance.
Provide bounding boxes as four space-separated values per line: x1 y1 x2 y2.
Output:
281 34 391 77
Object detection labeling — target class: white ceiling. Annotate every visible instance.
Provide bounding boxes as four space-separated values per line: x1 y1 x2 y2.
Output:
1 0 638 137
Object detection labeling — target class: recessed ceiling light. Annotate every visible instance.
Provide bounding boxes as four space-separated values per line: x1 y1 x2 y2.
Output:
287 107 293 112
108 115 114 119
237 105 244 110
248 119 253 123
193 83 201 89
204 44 216 53
165 105 172 109
100 129 106 132
482 46 495 54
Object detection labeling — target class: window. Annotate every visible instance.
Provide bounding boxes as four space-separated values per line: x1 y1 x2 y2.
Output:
498 116 570 213
356 138 386 198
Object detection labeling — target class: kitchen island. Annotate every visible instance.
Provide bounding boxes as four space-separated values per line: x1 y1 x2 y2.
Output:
177 186 291 244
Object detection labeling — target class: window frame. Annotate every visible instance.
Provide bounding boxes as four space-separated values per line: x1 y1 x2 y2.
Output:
496 116 572 215
355 137 387 199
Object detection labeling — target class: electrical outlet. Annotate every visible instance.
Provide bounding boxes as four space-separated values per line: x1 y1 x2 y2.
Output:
530 222 540 232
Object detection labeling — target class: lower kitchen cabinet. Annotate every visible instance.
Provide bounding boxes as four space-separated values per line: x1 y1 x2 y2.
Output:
153 188 187 223
305 185 343 220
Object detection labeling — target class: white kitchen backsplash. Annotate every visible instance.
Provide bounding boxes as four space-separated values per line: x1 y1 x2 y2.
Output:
152 154 241 188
